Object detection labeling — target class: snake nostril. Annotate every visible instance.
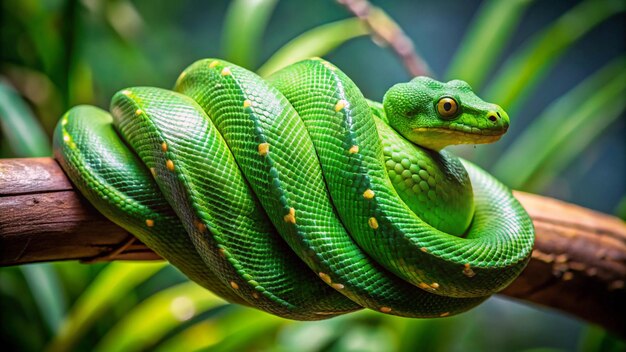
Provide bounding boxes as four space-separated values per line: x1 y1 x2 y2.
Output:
496 111 501 118
488 115 497 122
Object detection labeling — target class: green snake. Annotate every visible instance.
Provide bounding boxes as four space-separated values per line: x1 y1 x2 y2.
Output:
53 58 534 320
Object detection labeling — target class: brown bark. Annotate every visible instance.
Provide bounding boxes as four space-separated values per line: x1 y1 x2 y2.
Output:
0 158 159 263
0 157 624 336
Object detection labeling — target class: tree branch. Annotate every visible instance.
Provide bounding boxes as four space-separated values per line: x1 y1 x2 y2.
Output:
1 158 624 336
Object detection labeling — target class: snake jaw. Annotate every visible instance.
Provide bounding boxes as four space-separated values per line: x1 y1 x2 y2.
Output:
409 127 505 151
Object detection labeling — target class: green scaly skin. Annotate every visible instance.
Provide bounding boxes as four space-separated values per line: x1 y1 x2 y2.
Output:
53 58 534 320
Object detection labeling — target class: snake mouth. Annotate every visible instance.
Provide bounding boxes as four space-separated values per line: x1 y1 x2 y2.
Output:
413 126 506 136
411 127 505 149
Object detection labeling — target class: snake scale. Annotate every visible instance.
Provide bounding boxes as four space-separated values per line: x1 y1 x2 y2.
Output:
53 58 534 320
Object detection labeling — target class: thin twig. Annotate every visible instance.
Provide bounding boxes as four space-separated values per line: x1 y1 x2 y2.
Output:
81 235 136 263
337 0 433 77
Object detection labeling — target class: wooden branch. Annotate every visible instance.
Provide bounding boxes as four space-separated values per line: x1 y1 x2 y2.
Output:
1 158 625 336
0 158 160 263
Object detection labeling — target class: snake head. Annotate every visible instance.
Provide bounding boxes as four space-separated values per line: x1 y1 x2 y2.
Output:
383 77 509 151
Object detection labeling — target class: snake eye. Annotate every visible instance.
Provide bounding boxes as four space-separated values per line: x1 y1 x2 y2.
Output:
436 97 459 119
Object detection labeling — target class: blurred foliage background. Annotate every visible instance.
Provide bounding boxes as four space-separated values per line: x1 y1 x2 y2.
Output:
0 0 625 351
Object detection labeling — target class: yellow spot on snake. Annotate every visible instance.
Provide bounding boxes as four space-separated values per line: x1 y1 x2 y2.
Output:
284 207 296 224
209 60 219 68
420 247 428 253
430 282 440 289
61 117 68 126
363 189 375 199
318 272 332 285
135 109 143 116
258 143 270 156
463 263 476 277
218 248 226 257
368 217 379 229
349 145 359 154
145 219 154 227
440 312 450 317
380 306 392 313
334 99 347 112
230 281 239 290
161 142 168 152
121 89 132 96
150 167 156 177
419 282 431 290
252 292 260 299
166 159 175 171
243 99 252 108
221 67 232 76
195 220 206 232
331 283 344 290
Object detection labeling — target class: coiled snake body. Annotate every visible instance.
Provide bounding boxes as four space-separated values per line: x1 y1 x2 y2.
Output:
54 58 534 320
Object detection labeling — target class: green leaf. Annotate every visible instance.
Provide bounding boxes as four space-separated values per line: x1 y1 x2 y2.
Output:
94 282 227 352
484 0 625 116
68 59 94 106
221 0 279 69
156 307 287 352
20 264 67 334
615 196 626 221
445 0 534 89
579 325 626 352
0 81 51 157
46 262 167 352
6 1 65 82
257 18 369 78
492 57 626 190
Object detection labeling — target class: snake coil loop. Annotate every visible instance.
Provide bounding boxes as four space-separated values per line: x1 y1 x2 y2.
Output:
54 58 534 320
